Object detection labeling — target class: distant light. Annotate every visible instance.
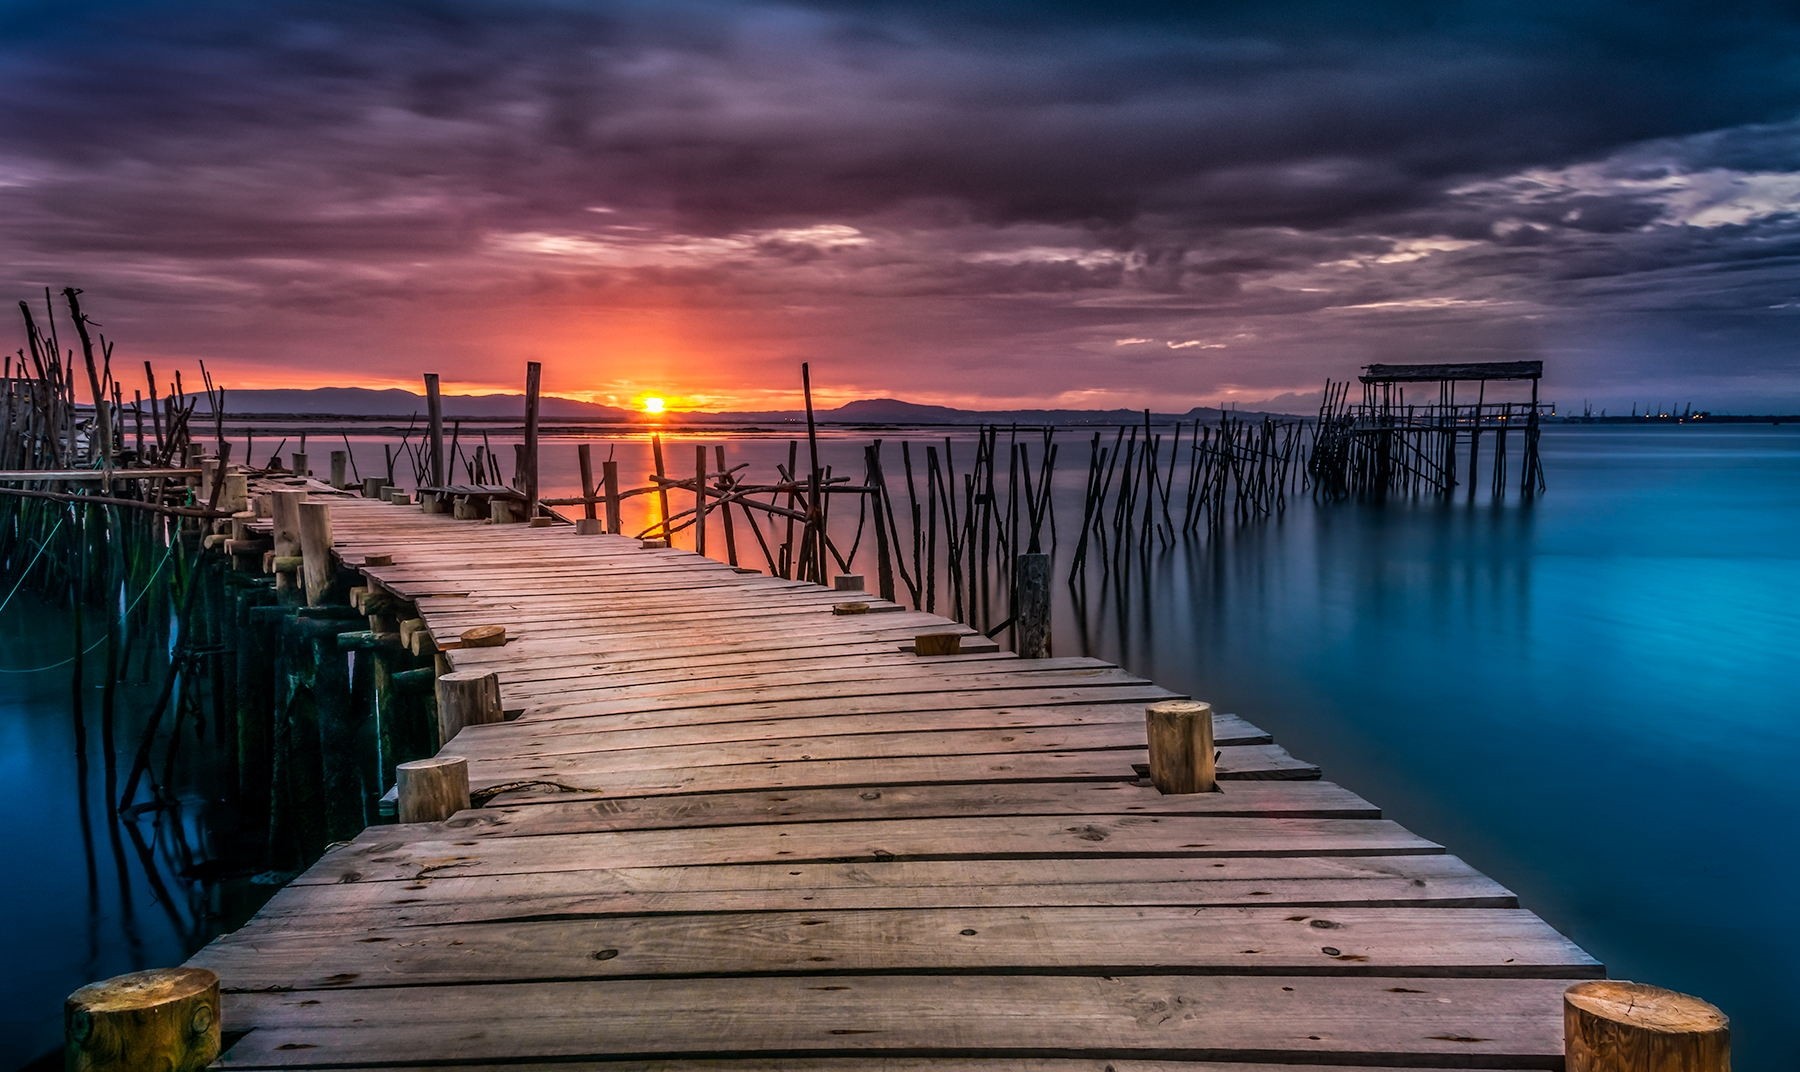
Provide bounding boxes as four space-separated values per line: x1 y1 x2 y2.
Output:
643 397 666 415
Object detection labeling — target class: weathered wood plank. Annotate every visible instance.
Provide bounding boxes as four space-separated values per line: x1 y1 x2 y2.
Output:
215 975 1574 1067
296 815 1440 885
193 907 1598 990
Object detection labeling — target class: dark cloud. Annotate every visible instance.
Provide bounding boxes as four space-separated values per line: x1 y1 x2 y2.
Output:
1 1 1798 410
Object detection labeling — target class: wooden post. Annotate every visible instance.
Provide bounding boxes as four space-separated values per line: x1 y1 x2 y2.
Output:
1564 981 1728 1072
297 500 335 607
914 632 962 656
651 433 670 541
834 574 865 592
361 475 387 499
694 443 708 557
1014 551 1051 658
424 372 445 489
522 361 541 520
603 459 622 534
435 669 502 746
396 755 471 823
1144 699 1216 793
291 450 308 477
270 489 304 557
329 449 348 489
577 443 597 520
65 967 220 1072
220 471 248 513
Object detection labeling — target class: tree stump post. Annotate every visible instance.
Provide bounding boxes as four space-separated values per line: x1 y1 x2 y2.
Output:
397 755 472 823
65 967 221 1072
435 669 502 747
1565 980 1728 1072
1145 699 1217 793
914 632 962 656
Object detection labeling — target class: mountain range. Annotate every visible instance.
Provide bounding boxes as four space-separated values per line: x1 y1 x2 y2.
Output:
185 387 1306 424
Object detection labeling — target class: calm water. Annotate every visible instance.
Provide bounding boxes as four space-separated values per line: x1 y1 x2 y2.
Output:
3 424 1795 1069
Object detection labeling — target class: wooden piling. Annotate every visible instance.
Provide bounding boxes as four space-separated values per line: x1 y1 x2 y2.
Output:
603 459 622 534
1144 699 1216 793
329 450 348 489
522 361 541 519
65 967 220 1072
1013 551 1051 658
297 501 335 607
396 755 471 824
424 372 446 488
694 443 708 557
1564 981 1728 1072
435 669 502 745
577 443 597 521
834 574 865 592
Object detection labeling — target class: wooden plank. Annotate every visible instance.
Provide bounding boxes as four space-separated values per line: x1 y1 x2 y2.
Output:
254 1063 1496 1072
246 854 1514 926
215 975 1574 1067
461 745 1316 804
296 815 1439 885
194 906 1597 990
445 709 1271 761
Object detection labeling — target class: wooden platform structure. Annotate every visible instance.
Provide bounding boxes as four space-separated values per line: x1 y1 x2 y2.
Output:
1311 360 1548 499
188 487 1601 1069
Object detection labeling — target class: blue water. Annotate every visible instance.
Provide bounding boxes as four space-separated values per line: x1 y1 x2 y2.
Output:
4 424 1795 1069
1056 425 1799 1071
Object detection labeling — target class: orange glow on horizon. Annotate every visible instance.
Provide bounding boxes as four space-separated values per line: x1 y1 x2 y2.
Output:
642 396 666 415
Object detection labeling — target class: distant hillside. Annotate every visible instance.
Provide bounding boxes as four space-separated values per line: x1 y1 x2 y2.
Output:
189 387 634 420
186 386 1286 425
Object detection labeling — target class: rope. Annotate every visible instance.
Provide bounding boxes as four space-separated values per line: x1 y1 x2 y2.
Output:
0 514 65 617
472 779 606 805
0 537 179 674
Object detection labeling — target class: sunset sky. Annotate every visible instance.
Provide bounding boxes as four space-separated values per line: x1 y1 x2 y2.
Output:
3 1 1798 412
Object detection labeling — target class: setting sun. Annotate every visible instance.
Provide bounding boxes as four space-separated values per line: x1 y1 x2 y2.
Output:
642 396 666 415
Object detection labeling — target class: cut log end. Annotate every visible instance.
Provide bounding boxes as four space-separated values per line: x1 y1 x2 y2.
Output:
66 967 220 1072
1565 980 1729 1072
833 601 871 615
396 756 472 824
1145 699 1218 795
459 624 507 648
914 632 962 657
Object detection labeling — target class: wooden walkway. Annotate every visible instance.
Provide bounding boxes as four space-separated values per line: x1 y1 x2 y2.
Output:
192 491 1599 1069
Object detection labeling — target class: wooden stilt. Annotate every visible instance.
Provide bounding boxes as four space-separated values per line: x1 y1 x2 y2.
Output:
297 501 335 607
1013 551 1051 658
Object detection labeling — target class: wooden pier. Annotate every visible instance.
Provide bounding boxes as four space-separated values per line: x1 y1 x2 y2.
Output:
171 485 1616 1070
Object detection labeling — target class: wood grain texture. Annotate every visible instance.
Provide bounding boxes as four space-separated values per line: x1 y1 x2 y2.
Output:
190 489 1598 1070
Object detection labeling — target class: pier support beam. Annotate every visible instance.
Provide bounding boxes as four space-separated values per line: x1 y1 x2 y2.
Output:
298 500 336 606
436 669 502 745
1145 699 1217 793
65 967 220 1072
1013 551 1051 658
329 450 349 489
1564 980 1728 1072
834 574 865 592
397 755 471 823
